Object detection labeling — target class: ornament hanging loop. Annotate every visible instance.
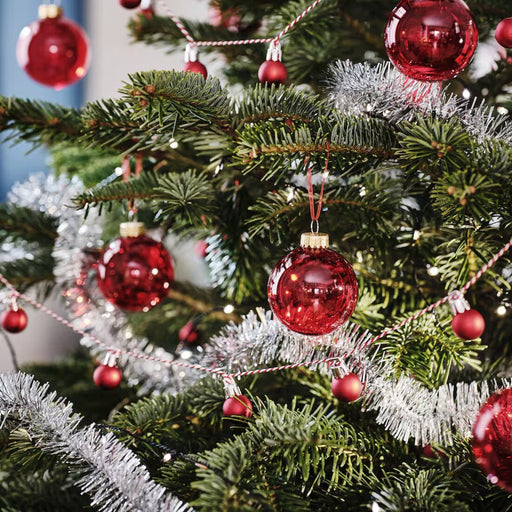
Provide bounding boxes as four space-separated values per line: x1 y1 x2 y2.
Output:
310 219 319 234
185 43 199 63
103 351 119 368
223 376 241 398
266 40 282 62
448 290 470 315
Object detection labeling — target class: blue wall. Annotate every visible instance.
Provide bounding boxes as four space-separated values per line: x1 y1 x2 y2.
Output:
0 0 85 199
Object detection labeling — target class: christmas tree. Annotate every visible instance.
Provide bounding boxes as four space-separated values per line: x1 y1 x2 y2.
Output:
2 0 512 510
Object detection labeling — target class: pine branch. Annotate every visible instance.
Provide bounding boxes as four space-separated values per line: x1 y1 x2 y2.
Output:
0 96 81 147
0 204 58 244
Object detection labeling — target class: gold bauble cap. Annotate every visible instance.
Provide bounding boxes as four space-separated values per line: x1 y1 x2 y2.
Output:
120 221 146 237
39 4 63 19
300 232 329 249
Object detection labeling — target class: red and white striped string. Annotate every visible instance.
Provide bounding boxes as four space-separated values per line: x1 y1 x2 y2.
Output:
0 238 510 383
155 0 324 48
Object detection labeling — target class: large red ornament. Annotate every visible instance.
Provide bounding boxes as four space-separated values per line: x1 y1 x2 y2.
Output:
258 60 287 85
96 222 174 312
331 373 363 402
384 0 478 82
93 364 122 390
179 321 201 344
472 387 512 492
495 18 512 49
222 395 253 418
268 233 358 335
1 306 28 333
16 5 90 89
451 308 485 340
119 0 142 8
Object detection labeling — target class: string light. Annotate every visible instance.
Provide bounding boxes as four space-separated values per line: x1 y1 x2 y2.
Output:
497 305 507 316
223 304 235 314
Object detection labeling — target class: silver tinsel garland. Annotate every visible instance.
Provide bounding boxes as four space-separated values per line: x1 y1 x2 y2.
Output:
0 372 192 512
2 60 512 456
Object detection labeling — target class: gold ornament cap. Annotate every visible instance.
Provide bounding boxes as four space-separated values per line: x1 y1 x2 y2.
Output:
120 221 146 237
39 4 63 19
300 232 329 249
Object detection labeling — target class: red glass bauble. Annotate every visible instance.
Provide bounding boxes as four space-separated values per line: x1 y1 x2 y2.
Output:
222 395 253 418
120 0 141 8
93 364 122 390
495 18 512 49
16 9 90 89
1 307 28 333
331 373 363 402
96 233 174 312
179 321 200 344
384 0 478 81
268 246 358 335
472 387 512 492
183 61 208 79
451 308 485 340
258 60 287 84
208 6 242 32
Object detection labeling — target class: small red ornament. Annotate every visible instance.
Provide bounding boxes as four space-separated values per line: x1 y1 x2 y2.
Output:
268 232 358 335
1 306 28 333
183 44 207 79
259 40 287 84
183 61 208 78
495 18 512 49
258 60 287 85
384 0 478 81
451 309 485 340
179 321 200 344
472 387 512 492
93 364 122 390
331 373 363 402
120 0 141 8
222 395 253 418
16 4 90 89
96 222 174 312
208 5 242 32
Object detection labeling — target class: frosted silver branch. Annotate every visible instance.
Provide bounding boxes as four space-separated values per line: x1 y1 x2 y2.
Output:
0 372 193 512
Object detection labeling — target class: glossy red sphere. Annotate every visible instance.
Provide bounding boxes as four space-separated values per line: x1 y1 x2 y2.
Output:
96 234 174 312
331 373 363 402
16 13 90 89
222 395 253 417
93 364 122 390
495 18 512 48
384 0 478 81
451 308 485 340
183 61 208 79
179 321 200 344
258 60 287 84
268 246 358 335
120 0 141 8
472 387 512 492
1 308 28 333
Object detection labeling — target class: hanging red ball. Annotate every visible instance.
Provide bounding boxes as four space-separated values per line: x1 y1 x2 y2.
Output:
384 0 478 81
451 308 485 340
472 387 512 492
184 61 208 79
16 6 90 89
495 18 512 48
331 373 363 402
268 234 358 335
258 60 287 85
1 307 28 334
179 321 201 344
222 395 253 418
119 0 142 8
96 223 174 312
93 364 122 390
